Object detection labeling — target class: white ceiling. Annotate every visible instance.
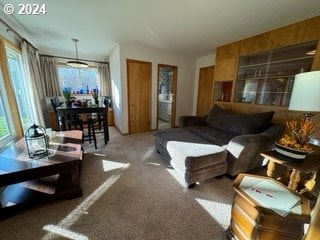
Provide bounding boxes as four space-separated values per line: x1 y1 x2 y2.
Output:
1 0 320 61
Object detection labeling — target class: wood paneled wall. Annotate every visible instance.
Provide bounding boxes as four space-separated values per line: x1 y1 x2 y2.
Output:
213 16 320 125
213 16 320 239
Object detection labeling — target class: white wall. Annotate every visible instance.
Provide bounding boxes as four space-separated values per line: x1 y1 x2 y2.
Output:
109 44 124 133
113 43 195 134
192 54 216 114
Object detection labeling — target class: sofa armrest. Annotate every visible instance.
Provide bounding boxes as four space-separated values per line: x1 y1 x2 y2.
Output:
179 116 207 127
226 124 284 176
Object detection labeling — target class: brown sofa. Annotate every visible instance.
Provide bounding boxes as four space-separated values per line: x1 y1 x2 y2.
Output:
154 105 284 179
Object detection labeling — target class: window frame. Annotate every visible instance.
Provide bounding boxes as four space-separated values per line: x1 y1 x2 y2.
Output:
0 67 15 148
0 37 22 150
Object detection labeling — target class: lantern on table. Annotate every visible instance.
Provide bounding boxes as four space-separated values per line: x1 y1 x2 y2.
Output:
25 124 49 158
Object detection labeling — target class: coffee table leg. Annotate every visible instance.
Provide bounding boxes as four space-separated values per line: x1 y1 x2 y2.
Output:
56 166 82 198
288 169 301 191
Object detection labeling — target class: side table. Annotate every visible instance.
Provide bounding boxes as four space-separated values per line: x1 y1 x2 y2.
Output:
261 151 320 196
227 174 310 240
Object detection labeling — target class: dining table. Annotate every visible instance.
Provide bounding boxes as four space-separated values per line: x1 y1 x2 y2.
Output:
56 102 109 144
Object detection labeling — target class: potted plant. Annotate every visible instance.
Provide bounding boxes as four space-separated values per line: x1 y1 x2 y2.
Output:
92 88 99 105
63 87 72 106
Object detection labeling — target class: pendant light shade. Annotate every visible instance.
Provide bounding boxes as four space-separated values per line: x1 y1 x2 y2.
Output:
67 38 88 68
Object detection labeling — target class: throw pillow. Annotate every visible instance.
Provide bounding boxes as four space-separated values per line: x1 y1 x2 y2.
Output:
229 111 275 135
205 105 238 134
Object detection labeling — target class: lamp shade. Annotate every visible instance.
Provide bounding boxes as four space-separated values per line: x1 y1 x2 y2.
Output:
309 130 320 146
288 71 320 112
66 60 88 68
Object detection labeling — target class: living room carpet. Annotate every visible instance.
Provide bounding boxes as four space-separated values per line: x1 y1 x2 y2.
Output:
0 127 234 240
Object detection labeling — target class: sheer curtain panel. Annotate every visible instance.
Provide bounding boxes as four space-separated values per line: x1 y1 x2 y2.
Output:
98 63 111 97
21 41 50 127
40 55 61 97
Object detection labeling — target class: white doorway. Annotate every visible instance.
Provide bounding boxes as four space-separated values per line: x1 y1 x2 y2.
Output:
157 64 177 129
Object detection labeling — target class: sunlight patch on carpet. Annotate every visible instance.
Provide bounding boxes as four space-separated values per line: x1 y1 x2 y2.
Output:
141 147 154 161
195 198 231 230
43 225 88 240
94 153 107 157
147 162 161 166
166 168 189 189
42 164 129 239
102 159 130 172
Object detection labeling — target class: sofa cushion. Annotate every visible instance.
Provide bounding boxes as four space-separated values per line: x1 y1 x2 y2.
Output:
167 141 227 171
205 105 238 134
153 128 211 147
229 111 275 135
185 126 234 146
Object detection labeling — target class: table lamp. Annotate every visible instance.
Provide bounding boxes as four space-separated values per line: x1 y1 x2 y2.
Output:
275 71 320 161
288 71 320 119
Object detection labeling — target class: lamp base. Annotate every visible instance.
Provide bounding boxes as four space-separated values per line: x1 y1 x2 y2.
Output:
303 111 314 120
274 143 308 163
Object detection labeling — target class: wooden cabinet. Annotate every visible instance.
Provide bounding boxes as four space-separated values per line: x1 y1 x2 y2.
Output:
213 81 233 102
49 111 58 130
211 16 320 125
233 40 317 106
214 57 238 81
214 42 240 81
227 174 311 240
239 32 270 55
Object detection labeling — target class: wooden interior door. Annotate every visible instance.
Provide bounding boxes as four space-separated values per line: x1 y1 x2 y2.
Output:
127 59 151 134
196 66 215 116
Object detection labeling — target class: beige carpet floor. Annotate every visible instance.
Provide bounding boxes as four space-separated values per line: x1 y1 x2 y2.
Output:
0 127 235 240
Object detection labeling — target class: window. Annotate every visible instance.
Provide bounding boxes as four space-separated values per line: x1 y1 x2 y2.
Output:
58 66 98 94
6 47 35 131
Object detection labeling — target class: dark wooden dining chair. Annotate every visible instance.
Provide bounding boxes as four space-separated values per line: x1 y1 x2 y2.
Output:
51 97 63 131
56 108 97 149
92 97 110 143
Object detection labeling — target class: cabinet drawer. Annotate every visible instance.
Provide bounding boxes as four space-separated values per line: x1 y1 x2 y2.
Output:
234 194 260 221
232 202 257 238
230 220 249 240
234 194 304 235
233 195 305 239
230 218 302 240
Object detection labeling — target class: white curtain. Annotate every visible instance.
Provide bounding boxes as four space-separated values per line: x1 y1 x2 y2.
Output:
21 41 50 127
97 63 111 97
39 55 61 97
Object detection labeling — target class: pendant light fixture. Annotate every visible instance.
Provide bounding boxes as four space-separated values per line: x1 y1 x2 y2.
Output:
67 38 88 68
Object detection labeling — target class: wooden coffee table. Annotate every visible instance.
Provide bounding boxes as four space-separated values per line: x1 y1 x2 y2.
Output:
0 130 83 218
